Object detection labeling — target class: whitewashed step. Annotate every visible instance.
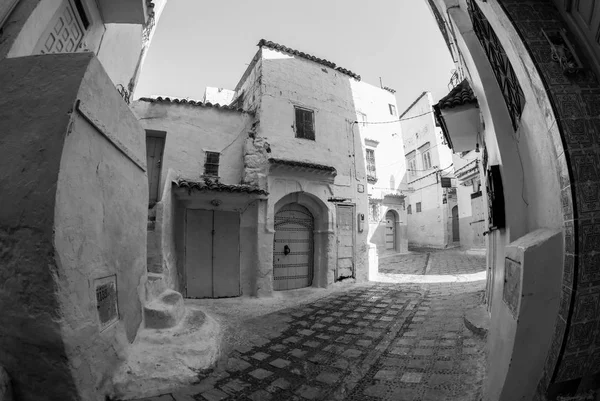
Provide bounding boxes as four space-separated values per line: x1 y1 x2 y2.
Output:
145 273 166 302
144 289 185 329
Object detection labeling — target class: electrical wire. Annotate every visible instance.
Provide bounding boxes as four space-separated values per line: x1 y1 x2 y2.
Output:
353 110 434 126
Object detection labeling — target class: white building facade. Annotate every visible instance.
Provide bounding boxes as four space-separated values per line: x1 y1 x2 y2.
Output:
351 82 408 256
133 39 377 303
400 91 457 248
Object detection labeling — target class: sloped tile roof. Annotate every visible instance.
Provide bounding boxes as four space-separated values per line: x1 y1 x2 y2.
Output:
257 39 361 81
174 178 268 195
138 97 251 114
269 158 337 174
436 79 478 110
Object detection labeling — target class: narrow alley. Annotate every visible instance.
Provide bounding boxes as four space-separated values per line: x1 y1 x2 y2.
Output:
136 249 487 401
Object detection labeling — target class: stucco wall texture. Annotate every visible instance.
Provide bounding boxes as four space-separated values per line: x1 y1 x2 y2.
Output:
427 0 569 398
0 53 148 400
255 47 370 285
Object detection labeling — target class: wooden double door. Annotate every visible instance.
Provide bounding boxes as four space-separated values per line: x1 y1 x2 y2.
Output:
185 209 240 298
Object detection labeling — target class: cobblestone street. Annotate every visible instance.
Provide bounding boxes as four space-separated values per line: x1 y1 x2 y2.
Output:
136 249 487 401
379 248 486 276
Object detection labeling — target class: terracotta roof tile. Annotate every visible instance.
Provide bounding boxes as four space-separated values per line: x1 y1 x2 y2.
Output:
138 97 252 114
174 178 268 195
257 39 361 81
436 79 478 110
269 158 337 174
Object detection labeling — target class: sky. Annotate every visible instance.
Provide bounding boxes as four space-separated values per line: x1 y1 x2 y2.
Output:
135 0 456 114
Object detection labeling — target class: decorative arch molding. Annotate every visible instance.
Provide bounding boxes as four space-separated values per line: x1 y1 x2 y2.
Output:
273 191 333 233
271 191 334 289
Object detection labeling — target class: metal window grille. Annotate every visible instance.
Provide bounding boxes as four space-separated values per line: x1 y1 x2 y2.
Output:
366 149 377 180
468 0 525 131
294 107 315 140
204 151 220 177
416 202 422 213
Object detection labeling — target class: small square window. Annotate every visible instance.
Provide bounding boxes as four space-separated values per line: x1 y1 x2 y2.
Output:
416 202 422 213
204 151 220 177
389 104 397 116
294 107 315 140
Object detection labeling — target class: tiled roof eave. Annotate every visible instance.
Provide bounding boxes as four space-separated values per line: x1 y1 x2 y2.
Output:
436 79 478 110
173 179 268 196
138 97 253 114
258 39 361 81
269 158 337 175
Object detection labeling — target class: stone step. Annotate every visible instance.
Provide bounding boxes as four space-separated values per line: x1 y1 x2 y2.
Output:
145 273 166 301
144 289 185 329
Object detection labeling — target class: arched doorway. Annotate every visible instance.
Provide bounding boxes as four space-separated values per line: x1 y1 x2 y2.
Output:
451 205 459 242
385 210 396 251
273 203 314 290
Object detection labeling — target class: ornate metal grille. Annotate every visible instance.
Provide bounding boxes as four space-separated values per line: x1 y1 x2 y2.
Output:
468 0 525 131
366 149 377 183
427 0 454 56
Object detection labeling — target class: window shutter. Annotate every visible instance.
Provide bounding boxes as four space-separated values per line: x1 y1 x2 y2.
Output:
304 110 314 140
295 108 305 138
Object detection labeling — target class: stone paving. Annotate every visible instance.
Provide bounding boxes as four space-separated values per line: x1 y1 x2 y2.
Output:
132 259 487 401
379 248 486 276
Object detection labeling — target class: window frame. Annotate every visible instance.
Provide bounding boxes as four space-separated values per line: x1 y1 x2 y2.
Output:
388 104 397 116
408 157 417 179
366 148 377 182
294 106 316 140
416 202 422 213
203 151 220 177
422 150 432 170
407 205 412 215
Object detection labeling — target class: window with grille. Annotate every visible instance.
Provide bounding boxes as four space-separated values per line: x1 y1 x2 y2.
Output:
408 158 417 179
416 202 422 213
389 104 397 116
407 205 412 214
204 151 220 177
422 151 432 170
366 149 377 182
294 107 315 140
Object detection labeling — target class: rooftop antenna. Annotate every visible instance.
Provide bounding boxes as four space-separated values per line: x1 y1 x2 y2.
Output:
379 77 383 89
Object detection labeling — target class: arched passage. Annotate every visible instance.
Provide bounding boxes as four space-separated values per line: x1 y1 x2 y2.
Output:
385 209 398 251
451 205 460 242
425 0 594 399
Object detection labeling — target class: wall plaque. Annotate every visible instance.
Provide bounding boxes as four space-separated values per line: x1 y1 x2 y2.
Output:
95 275 119 331
503 258 521 319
